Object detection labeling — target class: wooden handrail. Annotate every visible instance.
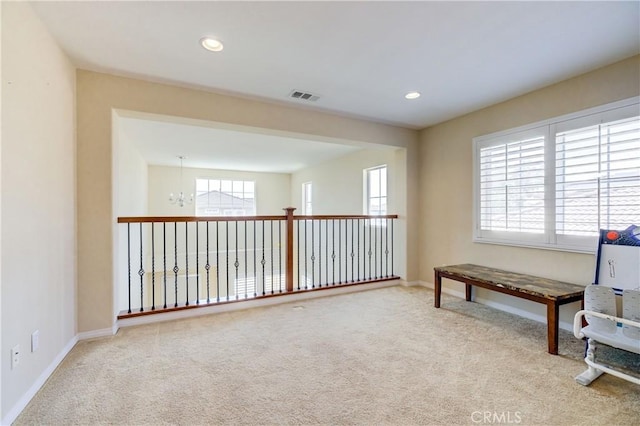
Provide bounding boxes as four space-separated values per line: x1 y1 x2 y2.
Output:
117 214 399 223
117 215 286 223
293 214 398 220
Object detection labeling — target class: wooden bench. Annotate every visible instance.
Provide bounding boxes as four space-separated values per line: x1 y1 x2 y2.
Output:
434 264 585 355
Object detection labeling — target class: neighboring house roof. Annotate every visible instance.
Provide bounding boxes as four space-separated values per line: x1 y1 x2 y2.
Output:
197 190 255 211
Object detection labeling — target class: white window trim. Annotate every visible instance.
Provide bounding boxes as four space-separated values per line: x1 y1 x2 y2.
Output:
364 165 388 228
364 164 388 215
302 181 312 215
473 96 640 254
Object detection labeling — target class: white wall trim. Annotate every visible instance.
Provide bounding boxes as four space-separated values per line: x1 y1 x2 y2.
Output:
77 325 118 341
1 335 78 426
418 280 575 332
118 280 400 328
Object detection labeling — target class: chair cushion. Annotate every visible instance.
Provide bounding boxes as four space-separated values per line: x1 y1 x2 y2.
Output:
581 324 640 354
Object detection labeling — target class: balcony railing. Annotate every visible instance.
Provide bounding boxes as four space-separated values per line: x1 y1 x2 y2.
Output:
117 208 398 318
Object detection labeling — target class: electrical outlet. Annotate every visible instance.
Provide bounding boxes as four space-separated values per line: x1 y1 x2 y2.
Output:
32 330 40 352
11 345 20 369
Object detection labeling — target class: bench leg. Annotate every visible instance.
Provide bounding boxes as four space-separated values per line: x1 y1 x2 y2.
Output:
465 284 472 302
547 302 559 355
434 270 442 308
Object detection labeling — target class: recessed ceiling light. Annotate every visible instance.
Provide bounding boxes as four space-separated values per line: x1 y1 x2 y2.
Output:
200 37 224 52
405 91 421 100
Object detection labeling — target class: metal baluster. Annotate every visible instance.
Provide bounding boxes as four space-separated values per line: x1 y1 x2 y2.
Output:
185 222 189 306
378 223 383 278
244 220 249 295
391 219 394 276
139 223 144 312
206 221 210 303
235 221 239 300
344 219 348 283
261 220 266 295
270 220 274 294
325 220 329 286
151 223 155 310
174 222 178 307
311 219 315 288
216 221 220 303
196 222 199 304
297 220 301 290
245 221 248 298
127 223 131 314
338 219 342 284
368 219 372 280
318 220 322 288
278 220 282 293
254 220 257 297
363 219 367 280
350 219 355 282
357 219 360 282
163 222 167 309
385 218 389 278
226 221 229 302
331 219 336 285
380 220 384 278
374 218 378 279
344 220 349 283
304 219 308 289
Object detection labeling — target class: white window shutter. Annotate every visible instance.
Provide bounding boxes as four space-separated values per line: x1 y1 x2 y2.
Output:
555 115 640 236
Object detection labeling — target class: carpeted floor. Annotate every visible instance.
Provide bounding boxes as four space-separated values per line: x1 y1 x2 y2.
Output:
15 286 640 425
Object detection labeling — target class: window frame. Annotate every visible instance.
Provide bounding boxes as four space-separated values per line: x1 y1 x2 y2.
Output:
364 165 388 216
302 181 313 215
473 97 639 254
195 178 256 217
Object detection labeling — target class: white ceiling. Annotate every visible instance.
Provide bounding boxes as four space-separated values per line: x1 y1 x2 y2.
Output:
31 1 640 171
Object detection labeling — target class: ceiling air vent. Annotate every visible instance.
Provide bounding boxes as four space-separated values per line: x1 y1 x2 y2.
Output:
289 90 320 102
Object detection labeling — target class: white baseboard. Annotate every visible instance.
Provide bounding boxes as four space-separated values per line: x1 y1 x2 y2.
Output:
418 280 575 332
118 279 401 328
77 324 119 341
2 335 78 426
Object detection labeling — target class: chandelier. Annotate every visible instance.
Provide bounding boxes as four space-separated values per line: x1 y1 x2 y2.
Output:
169 156 193 207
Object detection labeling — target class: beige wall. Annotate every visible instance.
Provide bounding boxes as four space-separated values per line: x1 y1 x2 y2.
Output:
77 70 419 333
419 55 640 324
115 115 148 217
291 148 397 215
1 2 76 419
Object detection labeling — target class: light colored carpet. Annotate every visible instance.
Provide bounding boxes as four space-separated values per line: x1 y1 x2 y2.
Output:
15 286 640 425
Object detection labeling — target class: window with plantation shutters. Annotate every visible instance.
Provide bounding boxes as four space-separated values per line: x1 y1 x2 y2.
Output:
479 135 545 234
474 97 639 253
555 115 640 238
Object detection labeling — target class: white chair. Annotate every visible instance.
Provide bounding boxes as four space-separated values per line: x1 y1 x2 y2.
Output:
573 285 640 386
